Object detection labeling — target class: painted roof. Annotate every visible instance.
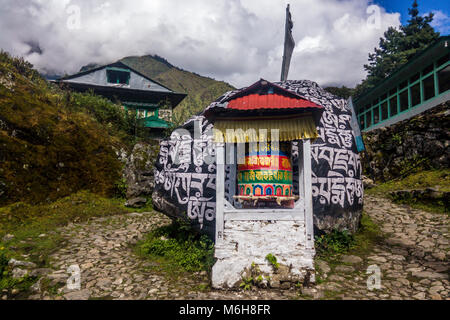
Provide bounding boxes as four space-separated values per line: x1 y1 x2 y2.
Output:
204 78 323 117
227 93 321 110
58 61 173 92
54 61 187 108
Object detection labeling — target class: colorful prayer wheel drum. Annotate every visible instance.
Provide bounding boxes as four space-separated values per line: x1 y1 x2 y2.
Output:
237 143 293 208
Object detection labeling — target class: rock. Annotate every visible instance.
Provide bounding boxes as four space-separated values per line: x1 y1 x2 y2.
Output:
411 271 448 280
429 285 445 294
430 294 442 300
125 197 147 208
341 255 363 264
367 256 387 263
432 252 446 261
123 142 158 199
2 234 14 242
386 237 415 247
418 240 434 249
30 278 43 293
413 292 426 300
362 176 375 189
316 260 330 274
64 289 91 300
30 268 53 277
8 258 36 269
301 287 324 299
12 268 28 279
47 272 68 285
328 274 345 282
335 265 355 273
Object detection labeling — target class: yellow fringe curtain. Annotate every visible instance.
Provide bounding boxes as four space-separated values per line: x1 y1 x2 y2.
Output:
213 116 318 143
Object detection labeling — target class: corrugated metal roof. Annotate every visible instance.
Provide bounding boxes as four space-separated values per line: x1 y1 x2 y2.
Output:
227 93 322 110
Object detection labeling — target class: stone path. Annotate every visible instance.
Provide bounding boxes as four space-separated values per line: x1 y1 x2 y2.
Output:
26 195 448 300
312 195 449 300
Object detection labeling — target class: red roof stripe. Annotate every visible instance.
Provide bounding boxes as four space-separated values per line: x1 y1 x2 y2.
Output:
227 93 322 110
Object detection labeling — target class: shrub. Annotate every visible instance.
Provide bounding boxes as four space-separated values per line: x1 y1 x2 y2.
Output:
0 51 129 205
315 230 355 255
139 220 215 273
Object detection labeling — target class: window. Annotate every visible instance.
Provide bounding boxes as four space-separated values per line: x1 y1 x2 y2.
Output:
380 93 387 101
366 111 372 128
389 96 398 117
437 54 449 68
410 83 421 107
373 106 380 124
389 87 397 96
107 69 130 84
137 109 146 118
146 110 156 118
423 63 434 76
423 75 435 101
411 72 420 83
359 115 365 129
399 80 408 90
381 101 388 120
399 90 409 112
438 65 450 94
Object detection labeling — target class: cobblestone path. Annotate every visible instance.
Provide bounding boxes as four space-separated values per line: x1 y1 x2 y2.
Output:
28 195 448 300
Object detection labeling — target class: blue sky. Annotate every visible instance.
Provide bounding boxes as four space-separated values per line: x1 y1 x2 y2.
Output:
374 0 450 34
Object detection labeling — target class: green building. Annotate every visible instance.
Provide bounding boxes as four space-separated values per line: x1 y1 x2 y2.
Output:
355 36 450 132
54 61 186 131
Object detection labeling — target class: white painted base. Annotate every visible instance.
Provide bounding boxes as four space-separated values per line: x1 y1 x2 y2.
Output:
212 220 315 289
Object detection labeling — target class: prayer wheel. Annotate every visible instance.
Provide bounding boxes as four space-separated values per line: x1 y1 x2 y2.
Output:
237 142 294 208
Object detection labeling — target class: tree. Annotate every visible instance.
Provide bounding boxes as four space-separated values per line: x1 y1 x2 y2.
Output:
355 0 440 97
324 86 355 99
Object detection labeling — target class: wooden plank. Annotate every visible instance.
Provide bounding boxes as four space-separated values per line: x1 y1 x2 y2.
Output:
297 140 305 206
215 143 225 243
302 139 314 249
227 143 237 207
224 212 304 221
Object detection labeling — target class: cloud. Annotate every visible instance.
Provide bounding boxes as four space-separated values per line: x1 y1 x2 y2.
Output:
0 0 400 88
430 10 450 35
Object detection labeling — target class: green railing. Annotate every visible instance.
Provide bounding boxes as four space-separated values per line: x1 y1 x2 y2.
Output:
357 53 449 131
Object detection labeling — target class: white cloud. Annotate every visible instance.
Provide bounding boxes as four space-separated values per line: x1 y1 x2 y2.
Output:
430 10 450 35
0 0 401 88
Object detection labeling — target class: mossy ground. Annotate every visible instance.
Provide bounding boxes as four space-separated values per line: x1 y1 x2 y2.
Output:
309 213 384 298
135 220 215 282
366 169 449 214
0 51 143 206
0 191 153 294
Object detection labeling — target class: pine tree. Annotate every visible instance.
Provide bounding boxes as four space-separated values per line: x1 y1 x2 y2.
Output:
355 0 440 97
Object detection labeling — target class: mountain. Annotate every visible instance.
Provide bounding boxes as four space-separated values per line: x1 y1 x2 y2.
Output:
120 55 235 125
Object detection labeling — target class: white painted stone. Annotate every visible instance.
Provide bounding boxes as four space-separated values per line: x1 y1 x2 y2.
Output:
212 219 315 288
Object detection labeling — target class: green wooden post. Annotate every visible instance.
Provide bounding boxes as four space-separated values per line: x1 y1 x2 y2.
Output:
407 86 411 111
434 62 440 95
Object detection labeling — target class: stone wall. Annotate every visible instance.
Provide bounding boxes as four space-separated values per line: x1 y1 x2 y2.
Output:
362 101 450 182
212 220 315 289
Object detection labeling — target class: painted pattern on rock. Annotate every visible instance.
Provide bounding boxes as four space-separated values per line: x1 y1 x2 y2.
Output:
153 80 363 239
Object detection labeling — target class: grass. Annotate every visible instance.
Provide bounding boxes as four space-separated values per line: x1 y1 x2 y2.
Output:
315 213 383 265
312 214 384 299
136 220 215 280
366 169 449 214
0 191 154 294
